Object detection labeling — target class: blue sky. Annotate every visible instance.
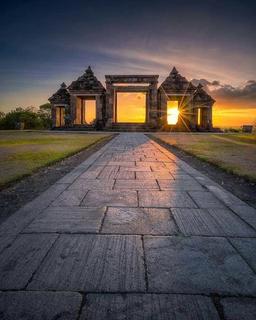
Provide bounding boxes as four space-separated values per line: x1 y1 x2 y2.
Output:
0 0 255 117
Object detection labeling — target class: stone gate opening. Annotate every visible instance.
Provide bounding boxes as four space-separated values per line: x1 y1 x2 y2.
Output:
116 92 146 123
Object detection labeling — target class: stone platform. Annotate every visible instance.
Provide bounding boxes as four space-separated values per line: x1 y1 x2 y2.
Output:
0 133 256 319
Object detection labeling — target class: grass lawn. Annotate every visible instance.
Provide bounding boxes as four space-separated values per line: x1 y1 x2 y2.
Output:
0 131 112 187
152 133 256 182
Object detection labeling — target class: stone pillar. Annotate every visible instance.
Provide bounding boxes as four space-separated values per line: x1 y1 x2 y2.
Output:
208 106 213 130
96 95 102 121
51 105 56 128
70 95 77 125
105 81 114 127
148 82 158 126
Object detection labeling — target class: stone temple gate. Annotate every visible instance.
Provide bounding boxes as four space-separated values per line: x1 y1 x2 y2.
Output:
49 66 215 131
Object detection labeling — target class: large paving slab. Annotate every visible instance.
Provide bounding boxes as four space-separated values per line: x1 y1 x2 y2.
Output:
0 291 82 320
138 190 197 208
28 234 145 292
102 207 178 235
114 179 159 190
23 206 106 233
188 191 226 208
220 297 256 320
158 179 204 191
82 190 138 207
144 236 256 295
81 293 220 320
172 208 256 237
0 234 57 289
230 238 256 272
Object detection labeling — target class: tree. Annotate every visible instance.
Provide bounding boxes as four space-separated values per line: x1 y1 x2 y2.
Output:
38 103 52 128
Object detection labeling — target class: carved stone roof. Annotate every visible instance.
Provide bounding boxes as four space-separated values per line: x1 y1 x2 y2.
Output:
160 67 196 94
193 84 215 104
48 83 70 104
68 66 105 93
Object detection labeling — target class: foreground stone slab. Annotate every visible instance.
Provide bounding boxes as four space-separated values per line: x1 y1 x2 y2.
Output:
24 207 106 233
102 207 178 235
230 238 256 272
220 297 256 320
172 208 256 237
144 236 256 295
0 291 82 320
82 190 138 207
28 235 145 292
0 234 57 289
81 293 220 320
139 190 197 208
188 191 226 208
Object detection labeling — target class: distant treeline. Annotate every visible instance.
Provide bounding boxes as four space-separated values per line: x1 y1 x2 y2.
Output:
0 104 51 129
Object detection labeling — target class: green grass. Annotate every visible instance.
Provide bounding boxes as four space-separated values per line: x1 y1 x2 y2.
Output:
153 133 256 182
0 131 112 187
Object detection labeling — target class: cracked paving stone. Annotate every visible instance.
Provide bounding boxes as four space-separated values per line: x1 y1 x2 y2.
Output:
144 236 256 295
81 190 138 207
139 190 197 208
28 234 145 292
102 207 178 235
0 291 82 320
0 234 57 290
81 293 220 320
24 207 106 233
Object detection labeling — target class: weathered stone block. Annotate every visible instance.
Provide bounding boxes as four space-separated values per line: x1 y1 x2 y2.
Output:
82 190 138 207
24 207 106 233
102 207 177 235
139 190 197 208
144 236 256 294
0 234 57 289
0 291 82 320
81 293 220 320
28 235 145 292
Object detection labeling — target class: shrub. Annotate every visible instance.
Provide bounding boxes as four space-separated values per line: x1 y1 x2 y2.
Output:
0 105 52 130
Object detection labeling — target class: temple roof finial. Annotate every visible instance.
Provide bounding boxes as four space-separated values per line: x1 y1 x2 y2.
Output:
85 65 93 74
60 82 67 89
170 66 178 75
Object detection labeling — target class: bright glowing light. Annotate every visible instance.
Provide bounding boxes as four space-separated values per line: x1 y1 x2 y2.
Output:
167 100 179 125
116 92 146 123
84 100 96 124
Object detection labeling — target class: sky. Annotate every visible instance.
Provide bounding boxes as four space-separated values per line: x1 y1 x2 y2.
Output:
0 0 255 127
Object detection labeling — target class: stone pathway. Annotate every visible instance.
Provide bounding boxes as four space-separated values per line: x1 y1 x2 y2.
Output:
0 133 256 319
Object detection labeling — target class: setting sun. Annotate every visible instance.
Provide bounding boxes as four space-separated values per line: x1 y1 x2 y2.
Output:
167 101 179 125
